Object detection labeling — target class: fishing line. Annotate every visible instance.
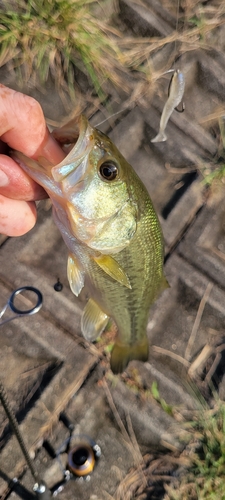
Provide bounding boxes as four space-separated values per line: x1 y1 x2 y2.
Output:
95 108 128 127
97 0 182 131
175 0 180 61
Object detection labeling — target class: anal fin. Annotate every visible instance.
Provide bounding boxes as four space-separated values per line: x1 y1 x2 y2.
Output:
81 298 109 342
93 254 131 289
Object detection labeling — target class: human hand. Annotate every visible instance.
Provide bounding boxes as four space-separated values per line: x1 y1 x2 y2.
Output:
0 85 65 237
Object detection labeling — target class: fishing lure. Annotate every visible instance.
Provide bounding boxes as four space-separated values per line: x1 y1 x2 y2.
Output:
151 69 185 143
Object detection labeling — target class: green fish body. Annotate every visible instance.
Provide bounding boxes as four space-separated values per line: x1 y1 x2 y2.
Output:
15 115 166 373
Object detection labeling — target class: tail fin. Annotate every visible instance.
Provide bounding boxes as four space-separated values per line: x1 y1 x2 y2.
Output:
110 338 149 374
151 131 167 143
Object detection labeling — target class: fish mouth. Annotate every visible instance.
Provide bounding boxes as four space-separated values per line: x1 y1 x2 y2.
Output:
51 115 94 183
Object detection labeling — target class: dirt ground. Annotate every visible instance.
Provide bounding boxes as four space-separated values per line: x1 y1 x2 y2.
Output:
0 0 225 499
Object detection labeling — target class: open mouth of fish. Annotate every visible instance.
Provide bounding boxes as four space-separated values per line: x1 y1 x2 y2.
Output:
51 115 94 184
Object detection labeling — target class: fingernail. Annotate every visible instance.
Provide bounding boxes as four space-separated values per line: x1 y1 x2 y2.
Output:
0 169 9 186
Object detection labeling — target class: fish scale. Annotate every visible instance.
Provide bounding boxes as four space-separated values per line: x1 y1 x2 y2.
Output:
72 191 164 372
14 115 167 374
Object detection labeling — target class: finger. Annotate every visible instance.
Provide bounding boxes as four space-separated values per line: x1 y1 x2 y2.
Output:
0 85 66 203
0 194 37 236
0 155 47 201
0 84 65 163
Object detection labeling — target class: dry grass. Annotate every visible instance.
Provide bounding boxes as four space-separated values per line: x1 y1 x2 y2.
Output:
202 119 225 187
165 401 225 500
0 0 127 100
0 0 224 104
106 276 225 499
1 2 225 499
105 383 225 500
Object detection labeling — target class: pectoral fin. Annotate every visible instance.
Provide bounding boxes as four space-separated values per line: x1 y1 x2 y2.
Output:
81 298 109 341
93 255 131 289
67 254 84 297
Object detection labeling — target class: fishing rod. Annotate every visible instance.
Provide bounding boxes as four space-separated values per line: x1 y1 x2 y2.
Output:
0 286 51 499
0 286 101 497
0 381 50 499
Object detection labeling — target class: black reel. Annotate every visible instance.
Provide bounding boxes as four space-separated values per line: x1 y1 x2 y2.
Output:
42 412 101 496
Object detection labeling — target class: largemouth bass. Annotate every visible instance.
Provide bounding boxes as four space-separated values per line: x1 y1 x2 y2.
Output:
14 115 167 373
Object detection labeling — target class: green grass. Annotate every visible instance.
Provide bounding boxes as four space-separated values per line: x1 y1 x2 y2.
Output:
165 401 225 500
202 119 225 187
151 380 173 415
111 367 225 500
0 0 126 99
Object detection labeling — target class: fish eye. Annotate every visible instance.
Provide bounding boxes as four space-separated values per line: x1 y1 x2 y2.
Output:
99 161 119 181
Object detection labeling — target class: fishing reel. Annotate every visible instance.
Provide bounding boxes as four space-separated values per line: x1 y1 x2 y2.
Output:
43 412 101 496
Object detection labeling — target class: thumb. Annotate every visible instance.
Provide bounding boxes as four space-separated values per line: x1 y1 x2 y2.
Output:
0 84 65 163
